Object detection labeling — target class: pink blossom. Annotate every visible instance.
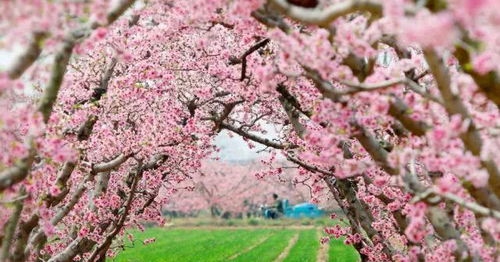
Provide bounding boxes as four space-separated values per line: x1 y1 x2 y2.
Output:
400 12 458 48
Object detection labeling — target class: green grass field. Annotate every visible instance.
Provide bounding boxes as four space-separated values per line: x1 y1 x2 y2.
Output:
112 228 359 262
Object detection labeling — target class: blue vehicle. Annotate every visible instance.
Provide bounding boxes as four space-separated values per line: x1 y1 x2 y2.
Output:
262 199 324 219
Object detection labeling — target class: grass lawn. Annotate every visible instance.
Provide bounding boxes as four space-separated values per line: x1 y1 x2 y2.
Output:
112 228 359 262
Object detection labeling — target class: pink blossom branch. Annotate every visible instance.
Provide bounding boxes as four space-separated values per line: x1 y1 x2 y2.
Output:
424 49 500 203
47 154 167 262
454 45 500 108
26 154 133 257
37 1 136 123
347 119 468 256
85 168 142 262
27 173 94 255
10 162 75 261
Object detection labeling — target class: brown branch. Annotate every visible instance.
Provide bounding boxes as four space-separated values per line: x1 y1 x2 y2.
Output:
229 38 270 81
220 122 297 150
339 78 405 95
0 188 25 261
0 140 36 192
268 0 383 27
251 9 292 33
350 120 399 175
212 100 244 131
287 155 333 176
388 96 430 137
7 31 48 79
92 153 132 173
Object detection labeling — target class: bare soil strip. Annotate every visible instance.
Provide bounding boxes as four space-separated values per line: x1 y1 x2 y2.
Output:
316 229 329 262
275 233 299 262
227 234 272 260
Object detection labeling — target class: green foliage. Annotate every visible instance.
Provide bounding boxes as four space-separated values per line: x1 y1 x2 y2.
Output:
247 218 259 226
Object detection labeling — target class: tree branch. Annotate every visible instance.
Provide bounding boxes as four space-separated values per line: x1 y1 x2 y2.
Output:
220 122 297 150
339 78 405 95
92 154 132 173
7 31 48 79
229 38 270 81
0 141 36 192
0 188 25 261
388 95 430 137
268 0 382 27
37 1 135 123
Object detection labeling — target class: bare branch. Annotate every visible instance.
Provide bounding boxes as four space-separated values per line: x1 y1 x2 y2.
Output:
350 120 399 175
106 0 137 26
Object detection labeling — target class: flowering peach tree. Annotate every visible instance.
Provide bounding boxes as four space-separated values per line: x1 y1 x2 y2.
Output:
0 0 499 261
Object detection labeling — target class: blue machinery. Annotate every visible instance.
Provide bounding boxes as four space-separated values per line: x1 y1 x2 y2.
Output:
263 200 324 219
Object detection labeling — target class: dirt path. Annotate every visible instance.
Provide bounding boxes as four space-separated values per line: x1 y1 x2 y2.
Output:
316 229 329 262
275 233 299 262
227 234 272 260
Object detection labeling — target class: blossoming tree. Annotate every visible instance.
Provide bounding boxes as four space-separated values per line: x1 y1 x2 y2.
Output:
165 160 315 217
1 0 499 261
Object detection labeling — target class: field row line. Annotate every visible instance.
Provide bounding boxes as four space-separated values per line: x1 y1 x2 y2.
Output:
274 233 299 262
317 229 329 262
227 233 273 260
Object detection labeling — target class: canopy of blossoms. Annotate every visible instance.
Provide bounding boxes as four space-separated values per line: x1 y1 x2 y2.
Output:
0 0 499 261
